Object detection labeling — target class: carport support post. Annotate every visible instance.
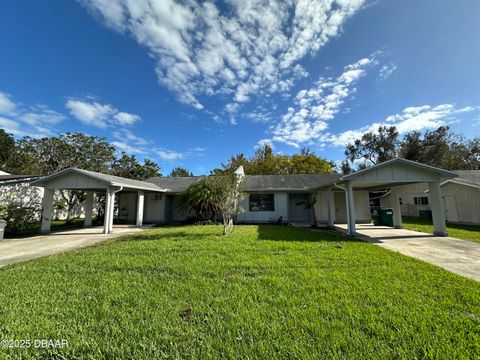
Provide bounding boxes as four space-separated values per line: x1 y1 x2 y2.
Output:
391 187 403 229
104 187 114 234
345 182 356 235
136 191 144 227
40 188 54 234
326 188 334 228
428 180 448 236
84 191 94 227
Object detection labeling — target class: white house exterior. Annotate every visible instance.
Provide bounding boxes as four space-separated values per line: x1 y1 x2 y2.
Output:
0 173 90 221
380 170 480 225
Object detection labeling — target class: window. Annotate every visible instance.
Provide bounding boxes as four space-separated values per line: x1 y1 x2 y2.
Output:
249 194 274 211
414 196 428 205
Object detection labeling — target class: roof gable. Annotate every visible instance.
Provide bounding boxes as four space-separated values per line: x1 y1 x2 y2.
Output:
32 168 164 192
339 158 457 187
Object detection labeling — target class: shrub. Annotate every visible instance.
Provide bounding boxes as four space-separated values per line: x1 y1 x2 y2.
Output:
4 204 40 237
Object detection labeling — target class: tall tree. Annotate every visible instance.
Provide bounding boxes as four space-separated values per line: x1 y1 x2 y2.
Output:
345 126 399 167
12 132 116 175
216 145 334 175
344 125 480 171
170 167 193 177
400 126 480 170
0 129 15 172
111 153 161 180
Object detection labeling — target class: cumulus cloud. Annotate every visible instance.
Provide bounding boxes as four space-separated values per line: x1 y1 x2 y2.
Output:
80 0 366 113
270 54 378 147
327 104 478 147
65 99 140 128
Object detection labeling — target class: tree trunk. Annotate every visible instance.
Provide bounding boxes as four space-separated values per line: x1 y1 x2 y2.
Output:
311 206 318 228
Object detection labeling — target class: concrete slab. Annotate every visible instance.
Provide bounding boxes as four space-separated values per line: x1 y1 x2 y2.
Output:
336 223 480 282
0 225 150 268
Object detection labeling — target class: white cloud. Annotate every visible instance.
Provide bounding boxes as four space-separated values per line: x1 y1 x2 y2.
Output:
270 54 378 146
378 63 397 79
0 92 16 114
0 91 64 138
20 105 65 125
0 116 20 133
111 141 147 155
328 104 479 147
65 99 140 128
112 128 149 146
113 112 141 125
155 148 185 161
80 0 366 113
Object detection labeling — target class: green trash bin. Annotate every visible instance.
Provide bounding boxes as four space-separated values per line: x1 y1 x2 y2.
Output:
372 214 381 226
378 208 394 227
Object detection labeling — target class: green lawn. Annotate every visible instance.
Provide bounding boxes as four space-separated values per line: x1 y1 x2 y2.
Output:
403 216 480 244
1 225 479 359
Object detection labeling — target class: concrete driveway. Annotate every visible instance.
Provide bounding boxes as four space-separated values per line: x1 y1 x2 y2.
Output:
0 225 149 268
336 223 480 282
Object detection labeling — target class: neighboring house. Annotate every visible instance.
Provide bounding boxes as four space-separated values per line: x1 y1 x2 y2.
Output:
0 172 88 220
380 170 480 225
0 173 45 214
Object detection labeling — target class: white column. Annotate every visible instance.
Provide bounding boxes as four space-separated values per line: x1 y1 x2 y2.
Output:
428 180 448 236
40 188 54 234
104 188 113 234
136 191 144 227
326 188 334 228
345 182 356 235
84 191 94 227
108 190 115 233
391 187 403 229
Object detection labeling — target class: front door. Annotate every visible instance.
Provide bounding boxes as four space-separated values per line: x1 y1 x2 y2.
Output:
288 194 311 222
444 196 458 222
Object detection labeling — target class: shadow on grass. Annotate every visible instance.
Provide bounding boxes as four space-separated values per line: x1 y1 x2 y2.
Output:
403 216 480 232
256 224 362 243
118 231 214 242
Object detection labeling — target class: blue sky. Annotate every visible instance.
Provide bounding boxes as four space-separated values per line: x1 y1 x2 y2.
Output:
0 0 479 175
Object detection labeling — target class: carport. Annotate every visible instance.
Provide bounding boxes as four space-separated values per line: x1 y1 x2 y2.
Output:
319 158 457 236
32 168 165 234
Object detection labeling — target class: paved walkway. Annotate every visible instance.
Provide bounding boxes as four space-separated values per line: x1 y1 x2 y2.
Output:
0 225 149 268
336 223 480 282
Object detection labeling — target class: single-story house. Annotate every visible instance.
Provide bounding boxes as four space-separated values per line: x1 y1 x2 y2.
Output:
380 170 480 225
30 158 457 237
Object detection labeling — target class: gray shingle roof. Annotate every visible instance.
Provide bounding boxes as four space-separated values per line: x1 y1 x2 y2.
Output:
145 176 206 193
243 174 341 191
452 170 480 187
0 174 43 186
145 174 341 193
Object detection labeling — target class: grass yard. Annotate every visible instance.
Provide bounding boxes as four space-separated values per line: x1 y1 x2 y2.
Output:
403 216 480 244
1 225 480 359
